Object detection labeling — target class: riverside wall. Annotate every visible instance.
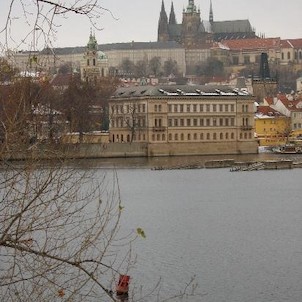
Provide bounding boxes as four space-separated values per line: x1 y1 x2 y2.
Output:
1 140 258 161
148 141 259 157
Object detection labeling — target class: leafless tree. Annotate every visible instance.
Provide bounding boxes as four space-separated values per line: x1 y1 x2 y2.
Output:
1 0 114 51
0 157 136 301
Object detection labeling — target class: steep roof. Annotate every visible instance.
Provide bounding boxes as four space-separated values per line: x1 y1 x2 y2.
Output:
213 20 253 34
277 94 302 112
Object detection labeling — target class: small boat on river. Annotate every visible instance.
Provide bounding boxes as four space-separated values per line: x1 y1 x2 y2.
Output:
273 144 302 154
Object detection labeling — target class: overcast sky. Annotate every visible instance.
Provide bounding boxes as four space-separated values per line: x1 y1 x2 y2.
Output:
0 0 301 50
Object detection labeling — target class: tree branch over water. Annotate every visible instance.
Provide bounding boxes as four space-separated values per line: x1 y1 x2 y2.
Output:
0 161 135 301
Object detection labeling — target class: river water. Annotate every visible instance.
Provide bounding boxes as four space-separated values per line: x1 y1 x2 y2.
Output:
4 154 301 301
88 154 302 302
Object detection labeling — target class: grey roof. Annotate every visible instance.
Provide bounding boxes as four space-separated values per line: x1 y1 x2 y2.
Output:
40 41 183 56
111 84 251 99
213 20 253 34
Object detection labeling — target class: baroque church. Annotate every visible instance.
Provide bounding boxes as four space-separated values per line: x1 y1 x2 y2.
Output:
80 31 109 83
158 0 256 48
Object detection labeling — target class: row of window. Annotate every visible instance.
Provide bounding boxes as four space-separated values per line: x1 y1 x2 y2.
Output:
112 133 146 143
111 117 146 128
233 51 302 64
150 132 253 142
167 117 236 127
112 117 250 128
112 103 249 114
168 103 236 113
281 51 302 60
112 131 253 143
293 123 302 129
111 104 146 114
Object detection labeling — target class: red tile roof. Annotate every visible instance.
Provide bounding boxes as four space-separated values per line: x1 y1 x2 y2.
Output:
222 38 281 51
257 105 285 116
280 39 302 49
277 94 302 112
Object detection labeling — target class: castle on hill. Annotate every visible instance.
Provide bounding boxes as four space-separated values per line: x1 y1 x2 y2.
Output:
158 0 257 48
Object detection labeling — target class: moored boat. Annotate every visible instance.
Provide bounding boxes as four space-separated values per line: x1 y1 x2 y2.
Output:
273 144 302 154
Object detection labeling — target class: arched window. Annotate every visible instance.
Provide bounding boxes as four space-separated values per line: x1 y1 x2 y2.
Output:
220 133 223 140
287 52 291 60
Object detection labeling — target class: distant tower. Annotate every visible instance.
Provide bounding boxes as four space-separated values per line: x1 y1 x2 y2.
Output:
158 0 169 42
209 0 214 23
252 52 277 102
169 2 177 25
81 31 108 83
259 52 270 79
181 0 203 48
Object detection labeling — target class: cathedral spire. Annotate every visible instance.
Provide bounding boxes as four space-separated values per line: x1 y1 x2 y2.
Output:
158 0 169 42
169 2 177 25
209 0 214 23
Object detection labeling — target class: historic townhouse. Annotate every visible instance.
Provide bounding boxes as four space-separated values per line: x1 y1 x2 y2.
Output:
255 105 290 146
280 39 302 65
109 85 258 156
266 94 302 131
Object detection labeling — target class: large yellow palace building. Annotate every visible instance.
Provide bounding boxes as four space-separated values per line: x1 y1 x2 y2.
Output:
109 85 258 156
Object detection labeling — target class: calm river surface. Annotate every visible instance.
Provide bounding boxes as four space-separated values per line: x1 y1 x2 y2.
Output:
87 154 302 302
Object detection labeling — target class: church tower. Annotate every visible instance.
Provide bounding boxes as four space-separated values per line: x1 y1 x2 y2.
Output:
181 0 203 48
158 0 169 42
81 31 108 83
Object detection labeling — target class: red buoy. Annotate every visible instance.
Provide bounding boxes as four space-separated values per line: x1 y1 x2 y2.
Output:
116 274 130 295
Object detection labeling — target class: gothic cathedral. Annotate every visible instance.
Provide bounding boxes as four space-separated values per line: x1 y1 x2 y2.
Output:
158 0 256 48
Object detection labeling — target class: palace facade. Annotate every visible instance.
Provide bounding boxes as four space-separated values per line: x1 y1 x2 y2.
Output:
109 85 258 156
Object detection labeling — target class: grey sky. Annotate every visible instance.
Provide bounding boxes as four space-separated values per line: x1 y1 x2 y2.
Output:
0 0 301 50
